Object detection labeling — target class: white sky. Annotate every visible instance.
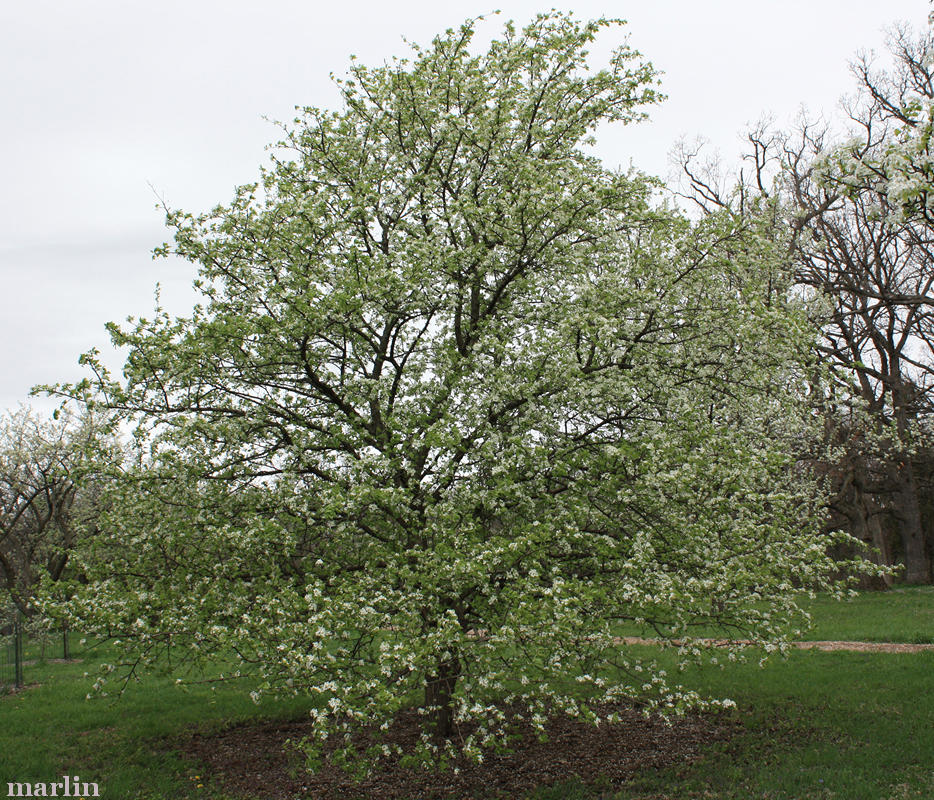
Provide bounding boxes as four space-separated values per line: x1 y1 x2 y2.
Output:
1 0 928 412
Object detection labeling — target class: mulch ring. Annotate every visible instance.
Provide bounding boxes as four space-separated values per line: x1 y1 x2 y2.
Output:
180 702 739 799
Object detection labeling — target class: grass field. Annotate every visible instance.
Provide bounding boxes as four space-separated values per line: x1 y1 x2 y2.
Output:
1 586 932 799
802 585 934 643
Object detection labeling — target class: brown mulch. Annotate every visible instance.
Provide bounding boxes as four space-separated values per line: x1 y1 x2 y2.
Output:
180 703 739 800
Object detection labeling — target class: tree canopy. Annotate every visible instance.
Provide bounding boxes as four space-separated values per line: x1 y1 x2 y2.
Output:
50 12 857 766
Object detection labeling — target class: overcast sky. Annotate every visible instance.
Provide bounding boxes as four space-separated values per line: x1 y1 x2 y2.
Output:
1 0 928 412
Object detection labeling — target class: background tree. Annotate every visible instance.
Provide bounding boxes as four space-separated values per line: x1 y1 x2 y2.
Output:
50 13 856 765
676 23 934 585
789 25 934 584
0 407 111 616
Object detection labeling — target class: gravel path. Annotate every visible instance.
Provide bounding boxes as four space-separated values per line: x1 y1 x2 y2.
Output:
616 636 934 653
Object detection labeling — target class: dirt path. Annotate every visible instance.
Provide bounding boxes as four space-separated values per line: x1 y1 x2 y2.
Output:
616 636 934 653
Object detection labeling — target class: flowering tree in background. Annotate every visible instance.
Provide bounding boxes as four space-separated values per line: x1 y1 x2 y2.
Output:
837 21 934 223
0 407 113 617
47 13 857 766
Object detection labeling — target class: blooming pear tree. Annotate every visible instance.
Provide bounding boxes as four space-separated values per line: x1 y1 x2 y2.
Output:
49 13 855 765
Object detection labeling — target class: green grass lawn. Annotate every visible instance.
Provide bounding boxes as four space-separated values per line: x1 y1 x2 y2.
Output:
1 587 932 799
536 647 934 800
0 649 314 798
802 584 934 643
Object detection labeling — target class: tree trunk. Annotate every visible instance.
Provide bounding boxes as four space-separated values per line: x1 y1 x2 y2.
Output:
425 653 460 740
851 486 894 589
893 459 932 584
866 511 895 588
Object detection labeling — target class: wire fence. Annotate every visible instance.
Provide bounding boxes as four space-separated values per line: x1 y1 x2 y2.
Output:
0 604 24 692
1 604 74 693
